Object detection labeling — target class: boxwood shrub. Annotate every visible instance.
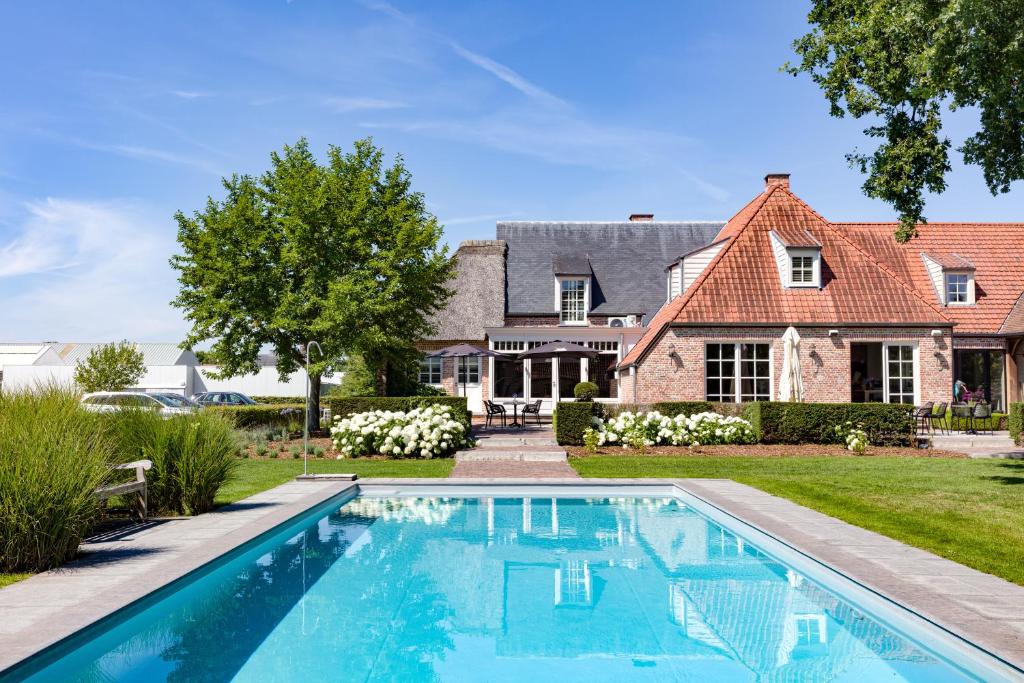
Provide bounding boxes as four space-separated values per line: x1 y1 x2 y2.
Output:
652 401 714 418
250 395 310 405
743 401 915 446
1010 403 1024 446
206 404 304 429
554 401 601 445
326 396 471 429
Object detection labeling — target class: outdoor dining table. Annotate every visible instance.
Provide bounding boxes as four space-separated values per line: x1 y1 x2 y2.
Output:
503 399 525 428
951 403 975 434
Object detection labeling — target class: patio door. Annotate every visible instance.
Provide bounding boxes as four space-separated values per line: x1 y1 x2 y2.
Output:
851 343 917 404
558 358 581 399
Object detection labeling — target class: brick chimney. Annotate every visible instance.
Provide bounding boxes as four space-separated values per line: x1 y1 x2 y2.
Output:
629 213 654 222
764 173 790 189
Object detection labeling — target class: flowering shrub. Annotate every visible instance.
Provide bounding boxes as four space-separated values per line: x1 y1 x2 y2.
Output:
330 404 470 459
834 421 869 454
584 411 756 449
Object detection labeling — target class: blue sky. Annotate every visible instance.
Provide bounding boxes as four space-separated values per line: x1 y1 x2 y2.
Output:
1 1 1019 342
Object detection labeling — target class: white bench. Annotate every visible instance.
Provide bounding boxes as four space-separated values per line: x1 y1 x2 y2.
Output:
95 460 152 520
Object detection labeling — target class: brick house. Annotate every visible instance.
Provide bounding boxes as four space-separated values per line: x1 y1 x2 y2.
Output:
424 173 1023 413
619 174 1024 410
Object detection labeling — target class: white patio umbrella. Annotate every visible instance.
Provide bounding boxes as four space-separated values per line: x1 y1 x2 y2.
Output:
778 326 803 402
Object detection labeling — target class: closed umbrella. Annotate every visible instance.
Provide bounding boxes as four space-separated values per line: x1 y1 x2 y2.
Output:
779 326 803 402
427 343 506 400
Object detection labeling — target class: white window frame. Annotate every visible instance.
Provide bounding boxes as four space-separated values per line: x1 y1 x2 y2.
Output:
882 342 919 405
456 356 481 386
944 271 973 305
787 248 821 288
704 342 773 403
419 356 441 385
556 276 589 326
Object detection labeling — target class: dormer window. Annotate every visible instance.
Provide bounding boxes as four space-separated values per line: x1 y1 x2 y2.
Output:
922 253 975 306
770 230 821 288
559 278 587 324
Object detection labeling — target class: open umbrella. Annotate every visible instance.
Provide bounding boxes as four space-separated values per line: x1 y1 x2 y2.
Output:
778 326 803 402
427 343 506 400
516 341 598 360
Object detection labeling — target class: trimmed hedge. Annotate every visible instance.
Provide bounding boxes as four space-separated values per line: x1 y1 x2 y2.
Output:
652 401 714 418
743 401 915 446
251 395 310 405
1010 403 1024 446
206 404 304 429
554 401 601 445
325 396 471 429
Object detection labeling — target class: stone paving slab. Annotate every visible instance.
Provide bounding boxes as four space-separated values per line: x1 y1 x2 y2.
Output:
0 479 355 673
677 478 1024 669
449 461 578 478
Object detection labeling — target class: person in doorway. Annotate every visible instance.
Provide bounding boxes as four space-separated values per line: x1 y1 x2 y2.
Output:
953 379 968 403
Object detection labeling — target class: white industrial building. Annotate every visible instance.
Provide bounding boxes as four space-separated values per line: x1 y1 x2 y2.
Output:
0 342 337 397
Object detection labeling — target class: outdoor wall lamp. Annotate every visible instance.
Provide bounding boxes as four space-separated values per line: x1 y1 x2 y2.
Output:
828 329 839 337
931 329 943 338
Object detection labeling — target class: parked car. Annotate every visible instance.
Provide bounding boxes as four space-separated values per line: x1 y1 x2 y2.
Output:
80 392 196 416
152 393 200 410
189 391 258 406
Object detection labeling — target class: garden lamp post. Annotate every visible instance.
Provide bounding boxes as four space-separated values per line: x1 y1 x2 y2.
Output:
303 340 323 476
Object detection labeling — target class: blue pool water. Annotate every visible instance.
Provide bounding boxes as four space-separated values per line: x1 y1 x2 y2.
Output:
5 493 1010 682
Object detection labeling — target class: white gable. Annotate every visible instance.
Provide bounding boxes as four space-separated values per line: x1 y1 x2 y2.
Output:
682 240 727 292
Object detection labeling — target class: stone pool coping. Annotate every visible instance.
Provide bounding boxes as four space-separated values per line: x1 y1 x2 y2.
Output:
1 477 1022 677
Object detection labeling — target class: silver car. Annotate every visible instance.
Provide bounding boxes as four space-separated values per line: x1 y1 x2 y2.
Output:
81 392 196 416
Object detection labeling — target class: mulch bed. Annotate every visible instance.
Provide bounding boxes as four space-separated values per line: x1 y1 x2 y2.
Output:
566 444 966 459
242 436 339 460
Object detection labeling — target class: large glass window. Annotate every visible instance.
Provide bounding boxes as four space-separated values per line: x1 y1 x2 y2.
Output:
456 357 480 385
559 358 581 399
494 357 523 397
530 359 553 398
706 343 769 402
589 354 618 399
419 357 441 385
850 343 884 402
946 273 969 304
559 279 587 324
954 349 1004 411
886 345 915 404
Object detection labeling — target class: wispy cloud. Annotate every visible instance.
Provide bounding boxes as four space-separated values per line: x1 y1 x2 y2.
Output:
322 95 407 113
361 1 567 108
170 89 213 99
31 128 223 175
0 198 184 340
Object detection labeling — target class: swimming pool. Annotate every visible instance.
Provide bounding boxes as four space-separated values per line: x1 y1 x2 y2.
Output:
3 484 1019 682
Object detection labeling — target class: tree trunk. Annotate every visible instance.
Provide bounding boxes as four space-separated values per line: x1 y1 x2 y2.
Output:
307 372 322 433
376 362 388 396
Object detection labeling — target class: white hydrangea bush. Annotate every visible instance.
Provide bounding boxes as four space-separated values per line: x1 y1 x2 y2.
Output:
586 410 756 449
330 405 470 459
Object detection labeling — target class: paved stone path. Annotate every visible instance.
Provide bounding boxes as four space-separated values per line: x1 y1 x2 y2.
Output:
450 426 578 478
932 431 1024 458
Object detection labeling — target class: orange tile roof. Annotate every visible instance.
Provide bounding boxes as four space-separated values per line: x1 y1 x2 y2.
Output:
620 185 954 368
838 222 1024 335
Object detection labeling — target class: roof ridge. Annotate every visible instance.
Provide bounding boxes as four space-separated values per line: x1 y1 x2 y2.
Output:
619 187 780 368
777 185 951 322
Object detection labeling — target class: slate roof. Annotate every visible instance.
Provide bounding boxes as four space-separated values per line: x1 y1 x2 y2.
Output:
497 221 725 322
425 240 507 341
620 183 952 368
838 223 1024 334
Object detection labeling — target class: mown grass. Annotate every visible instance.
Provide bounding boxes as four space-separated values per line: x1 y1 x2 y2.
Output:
216 458 455 505
572 455 1024 585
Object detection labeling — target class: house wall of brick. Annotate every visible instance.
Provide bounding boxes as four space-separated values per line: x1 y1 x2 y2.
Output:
504 315 616 328
415 340 491 404
632 326 952 405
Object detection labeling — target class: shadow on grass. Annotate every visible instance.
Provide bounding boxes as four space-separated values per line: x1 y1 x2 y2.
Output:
982 461 1024 485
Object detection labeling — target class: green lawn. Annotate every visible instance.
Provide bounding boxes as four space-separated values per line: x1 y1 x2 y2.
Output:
0 573 31 589
572 455 1024 586
216 457 455 505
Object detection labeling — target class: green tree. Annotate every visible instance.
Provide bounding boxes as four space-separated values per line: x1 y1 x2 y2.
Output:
787 0 1024 241
171 138 454 430
333 354 377 397
73 341 146 392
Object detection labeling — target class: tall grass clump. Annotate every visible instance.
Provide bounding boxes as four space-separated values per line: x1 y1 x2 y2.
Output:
0 387 111 573
107 411 239 515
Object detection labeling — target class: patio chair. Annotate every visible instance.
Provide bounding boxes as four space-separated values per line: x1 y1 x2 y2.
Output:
522 400 543 428
912 402 934 447
951 403 973 433
930 401 949 435
973 403 994 435
484 400 506 428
